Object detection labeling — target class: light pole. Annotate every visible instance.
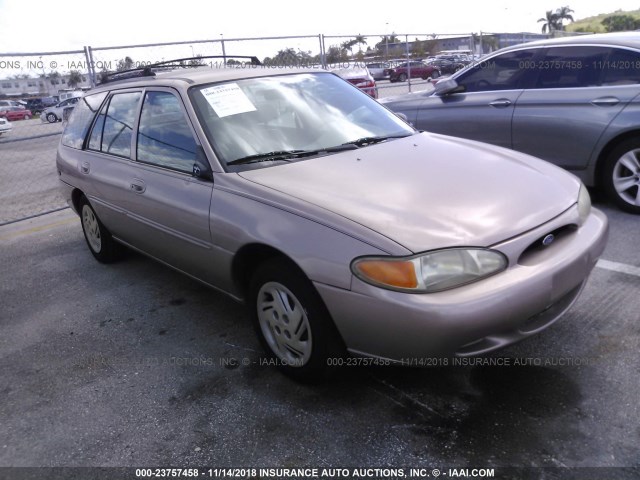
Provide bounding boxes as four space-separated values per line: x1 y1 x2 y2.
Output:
385 22 389 61
220 34 226 66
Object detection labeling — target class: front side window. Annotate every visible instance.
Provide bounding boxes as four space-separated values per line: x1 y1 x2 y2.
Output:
136 91 198 173
457 49 538 93
61 92 107 149
534 46 608 89
88 91 141 158
190 72 414 170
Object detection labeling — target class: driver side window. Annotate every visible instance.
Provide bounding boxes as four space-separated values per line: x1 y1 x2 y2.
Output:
457 49 538 93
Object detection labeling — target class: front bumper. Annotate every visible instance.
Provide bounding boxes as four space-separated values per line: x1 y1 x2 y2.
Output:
315 207 608 361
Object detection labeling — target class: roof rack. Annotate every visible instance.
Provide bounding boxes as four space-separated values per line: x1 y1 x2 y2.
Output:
98 55 262 84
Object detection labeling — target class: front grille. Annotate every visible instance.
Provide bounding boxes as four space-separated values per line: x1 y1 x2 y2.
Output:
518 224 577 266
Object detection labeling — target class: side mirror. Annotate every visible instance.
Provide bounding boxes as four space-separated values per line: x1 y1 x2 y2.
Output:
395 112 409 123
193 145 213 181
434 78 464 96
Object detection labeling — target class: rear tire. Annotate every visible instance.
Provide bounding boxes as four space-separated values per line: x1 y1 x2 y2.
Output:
79 196 124 263
249 258 345 382
603 139 640 214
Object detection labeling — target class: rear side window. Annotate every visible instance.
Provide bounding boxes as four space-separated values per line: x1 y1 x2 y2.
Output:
136 91 198 173
60 92 107 149
457 49 537 92
88 91 141 158
601 48 640 85
534 46 608 89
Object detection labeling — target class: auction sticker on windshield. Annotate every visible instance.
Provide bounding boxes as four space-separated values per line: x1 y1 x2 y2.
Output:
200 83 256 118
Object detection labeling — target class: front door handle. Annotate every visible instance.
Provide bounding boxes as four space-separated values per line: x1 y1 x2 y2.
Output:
130 180 146 194
591 97 620 107
489 99 512 108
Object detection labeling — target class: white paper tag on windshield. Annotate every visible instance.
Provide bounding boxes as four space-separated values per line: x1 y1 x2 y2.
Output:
201 83 256 118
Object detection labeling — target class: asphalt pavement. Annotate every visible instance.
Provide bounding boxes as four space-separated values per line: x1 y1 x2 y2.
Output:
0 195 638 478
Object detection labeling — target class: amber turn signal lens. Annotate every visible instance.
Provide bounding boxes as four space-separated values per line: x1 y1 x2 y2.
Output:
354 260 418 289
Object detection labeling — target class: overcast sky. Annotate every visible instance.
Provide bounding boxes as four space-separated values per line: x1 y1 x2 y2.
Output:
1 0 639 53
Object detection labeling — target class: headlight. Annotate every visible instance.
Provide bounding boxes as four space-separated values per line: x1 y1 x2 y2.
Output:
351 248 508 293
577 184 591 226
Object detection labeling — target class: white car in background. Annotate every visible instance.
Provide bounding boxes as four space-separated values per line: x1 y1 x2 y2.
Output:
40 97 81 123
0 117 11 135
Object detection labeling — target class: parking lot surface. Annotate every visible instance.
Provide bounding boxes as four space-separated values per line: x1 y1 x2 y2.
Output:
0 192 638 477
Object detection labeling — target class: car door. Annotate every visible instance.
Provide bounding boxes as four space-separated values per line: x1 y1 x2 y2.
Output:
84 88 216 283
512 45 636 171
415 48 539 149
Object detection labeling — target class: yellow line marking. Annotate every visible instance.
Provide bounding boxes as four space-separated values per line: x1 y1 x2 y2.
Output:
0 217 77 241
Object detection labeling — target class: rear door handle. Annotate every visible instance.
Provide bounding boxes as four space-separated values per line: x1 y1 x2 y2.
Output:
80 162 90 174
489 99 512 108
591 97 620 107
130 180 146 194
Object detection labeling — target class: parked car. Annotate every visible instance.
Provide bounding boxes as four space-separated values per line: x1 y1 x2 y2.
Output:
57 63 607 381
333 66 377 98
40 96 81 123
25 97 58 115
0 117 11 135
381 32 640 214
2 106 32 121
387 61 441 82
0 100 24 110
427 57 467 75
366 62 389 81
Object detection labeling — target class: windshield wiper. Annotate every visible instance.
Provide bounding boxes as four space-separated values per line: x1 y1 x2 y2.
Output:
227 145 358 166
227 150 310 166
341 133 414 147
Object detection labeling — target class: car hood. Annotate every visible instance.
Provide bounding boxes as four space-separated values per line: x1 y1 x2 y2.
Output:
238 133 580 252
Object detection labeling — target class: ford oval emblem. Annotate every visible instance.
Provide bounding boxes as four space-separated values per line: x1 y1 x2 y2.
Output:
542 234 555 246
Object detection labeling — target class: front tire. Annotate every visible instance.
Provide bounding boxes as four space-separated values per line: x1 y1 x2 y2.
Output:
249 258 345 382
603 139 640 214
398 73 408 82
79 196 123 263
46 113 57 123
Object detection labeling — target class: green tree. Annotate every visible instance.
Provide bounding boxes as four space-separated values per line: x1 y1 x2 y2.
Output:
539 6 574 33
538 10 561 33
67 70 83 88
340 39 357 56
49 71 61 85
602 14 640 32
325 45 349 64
354 34 367 53
555 6 575 27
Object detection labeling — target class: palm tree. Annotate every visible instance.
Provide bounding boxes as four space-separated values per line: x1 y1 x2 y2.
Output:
340 39 357 56
538 10 560 33
555 6 575 28
354 34 367 53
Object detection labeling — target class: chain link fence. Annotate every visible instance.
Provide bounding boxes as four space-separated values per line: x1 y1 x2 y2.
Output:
1 31 578 225
0 49 91 225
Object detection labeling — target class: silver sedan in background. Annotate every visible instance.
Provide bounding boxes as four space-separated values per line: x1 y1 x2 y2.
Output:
381 32 640 214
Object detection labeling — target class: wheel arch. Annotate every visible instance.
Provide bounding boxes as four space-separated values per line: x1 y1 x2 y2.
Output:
70 188 85 215
231 243 308 300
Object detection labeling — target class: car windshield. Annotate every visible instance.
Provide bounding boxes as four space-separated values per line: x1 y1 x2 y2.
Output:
190 72 414 170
